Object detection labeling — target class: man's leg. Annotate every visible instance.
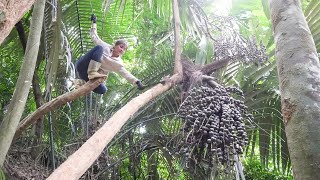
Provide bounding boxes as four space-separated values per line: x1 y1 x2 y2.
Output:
87 46 107 79
75 45 106 81
93 84 107 94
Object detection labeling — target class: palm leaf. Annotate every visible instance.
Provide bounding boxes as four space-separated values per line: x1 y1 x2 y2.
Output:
305 0 320 51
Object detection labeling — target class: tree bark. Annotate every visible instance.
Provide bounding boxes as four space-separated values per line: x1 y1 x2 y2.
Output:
47 74 181 180
0 0 45 167
269 0 320 179
172 0 182 74
0 0 36 45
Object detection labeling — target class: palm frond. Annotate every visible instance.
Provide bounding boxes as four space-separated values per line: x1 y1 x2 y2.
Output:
305 0 320 51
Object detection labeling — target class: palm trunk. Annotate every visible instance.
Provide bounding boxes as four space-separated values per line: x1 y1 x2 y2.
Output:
269 0 320 179
172 0 182 74
0 0 45 167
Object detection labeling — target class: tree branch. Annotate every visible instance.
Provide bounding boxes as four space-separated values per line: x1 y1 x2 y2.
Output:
14 78 105 138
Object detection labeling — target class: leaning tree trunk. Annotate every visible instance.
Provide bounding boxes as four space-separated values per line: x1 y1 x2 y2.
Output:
0 0 36 45
46 1 182 178
47 75 182 179
269 0 320 179
0 0 45 167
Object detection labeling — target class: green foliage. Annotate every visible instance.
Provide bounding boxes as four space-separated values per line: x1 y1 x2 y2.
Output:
231 0 271 45
0 33 24 116
0 168 6 180
243 158 292 180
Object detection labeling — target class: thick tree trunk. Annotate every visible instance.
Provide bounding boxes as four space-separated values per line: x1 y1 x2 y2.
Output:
0 0 45 167
0 0 36 45
269 0 320 179
47 75 182 180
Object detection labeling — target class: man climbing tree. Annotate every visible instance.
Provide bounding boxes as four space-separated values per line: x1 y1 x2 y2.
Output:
74 14 144 93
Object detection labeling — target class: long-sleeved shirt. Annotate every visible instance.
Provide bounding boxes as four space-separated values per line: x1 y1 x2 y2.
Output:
90 23 138 84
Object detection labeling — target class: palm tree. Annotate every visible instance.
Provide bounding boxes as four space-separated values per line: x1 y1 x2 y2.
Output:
0 0 319 179
269 0 320 179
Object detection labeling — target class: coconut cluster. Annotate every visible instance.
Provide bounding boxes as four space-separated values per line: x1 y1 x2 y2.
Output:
177 85 251 171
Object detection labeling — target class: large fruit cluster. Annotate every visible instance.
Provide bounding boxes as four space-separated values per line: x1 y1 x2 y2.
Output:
214 36 268 64
177 85 251 171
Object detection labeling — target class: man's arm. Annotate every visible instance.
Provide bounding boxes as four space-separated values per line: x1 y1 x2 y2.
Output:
117 67 139 85
116 67 144 90
90 14 111 48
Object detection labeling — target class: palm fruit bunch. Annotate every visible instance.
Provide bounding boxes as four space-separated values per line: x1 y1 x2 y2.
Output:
214 36 268 64
177 84 251 171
